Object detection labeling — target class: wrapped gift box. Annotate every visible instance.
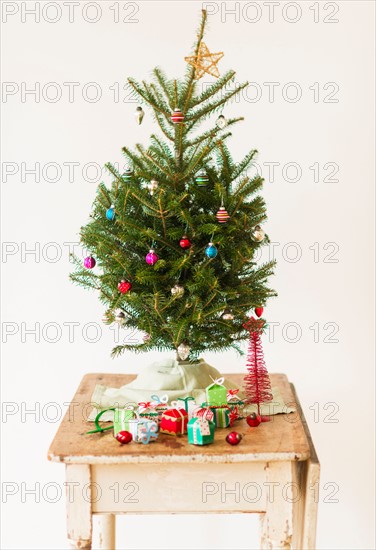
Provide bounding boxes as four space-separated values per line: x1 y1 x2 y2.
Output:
177 396 197 418
150 394 169 421
227 389 245 418
188 417 215 445
135 419 159 444
210 405 231 428
192 405 214 422
138 401 160 423
160 408 188 436
113 408 139 439
227 400 245 419
206 377 228 407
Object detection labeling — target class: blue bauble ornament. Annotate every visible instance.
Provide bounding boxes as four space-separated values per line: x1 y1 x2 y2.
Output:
106 205 115 221
205 242 218 258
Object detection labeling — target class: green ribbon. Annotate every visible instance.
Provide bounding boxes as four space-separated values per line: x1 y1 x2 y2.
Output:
177 396 195 413
86 408 116 434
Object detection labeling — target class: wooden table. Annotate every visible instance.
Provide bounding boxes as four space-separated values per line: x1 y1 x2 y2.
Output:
48 373 320 550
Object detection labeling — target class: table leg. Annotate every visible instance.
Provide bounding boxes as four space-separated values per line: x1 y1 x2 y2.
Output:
94 514 116 550
66 464 92 549
290 382 320 549
260 462 294 549
301 457 320 549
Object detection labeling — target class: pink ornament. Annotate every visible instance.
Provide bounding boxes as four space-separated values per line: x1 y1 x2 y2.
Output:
145 249 158 265
84 256 96 269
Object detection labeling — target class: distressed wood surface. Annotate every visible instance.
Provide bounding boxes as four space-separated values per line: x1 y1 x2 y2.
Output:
93 514 115 550
291 384 320 549
66 464 92 549
260 461 294 549
91 462 268 514
48 373 310 464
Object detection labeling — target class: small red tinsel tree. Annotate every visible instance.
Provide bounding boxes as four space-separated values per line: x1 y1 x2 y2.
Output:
243 317 273 416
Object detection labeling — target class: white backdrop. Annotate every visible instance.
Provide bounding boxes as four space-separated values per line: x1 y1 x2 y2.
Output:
1 1 375 549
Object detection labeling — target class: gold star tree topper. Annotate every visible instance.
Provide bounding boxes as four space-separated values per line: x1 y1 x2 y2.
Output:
185 42 224 80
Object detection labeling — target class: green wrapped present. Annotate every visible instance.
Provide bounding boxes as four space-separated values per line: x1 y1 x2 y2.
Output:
205 377 227 406
188 417 215 445
210 405 231 428
87 407 139 439
113 408 139 437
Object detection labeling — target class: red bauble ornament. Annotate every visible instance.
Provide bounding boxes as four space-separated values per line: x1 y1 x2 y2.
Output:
246 413 262 427
171 108 184 124
216 206 230 223
226 431 242 445
179 235 191 249
118 280 132 294
116 431 132 444
255 306 264 318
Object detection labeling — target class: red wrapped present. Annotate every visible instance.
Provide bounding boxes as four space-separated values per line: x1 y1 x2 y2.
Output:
160 405 188 436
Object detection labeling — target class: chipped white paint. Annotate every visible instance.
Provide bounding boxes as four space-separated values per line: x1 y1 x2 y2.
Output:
66 464 92 549
49 451 310 465
91 462 267 514
94 515 115 550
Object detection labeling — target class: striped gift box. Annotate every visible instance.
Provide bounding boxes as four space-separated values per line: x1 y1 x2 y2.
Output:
210 405 231 428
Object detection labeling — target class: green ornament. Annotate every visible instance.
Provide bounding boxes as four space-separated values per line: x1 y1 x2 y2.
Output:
122 168 134 181
195 170 209 186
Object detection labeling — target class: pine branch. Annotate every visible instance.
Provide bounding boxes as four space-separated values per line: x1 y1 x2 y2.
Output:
187 82 249 127
232 149 258 181
127 78 169 117
135 144 173 179
181 132 232 179
181 9 207 108
189 70 236 109
153 111 175 141
153 67 174 110
185 117 243 148
150 83 171 115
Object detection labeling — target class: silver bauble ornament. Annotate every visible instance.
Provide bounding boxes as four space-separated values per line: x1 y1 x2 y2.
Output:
147 179 158 195
177 341 190 361
135 106 144 125
251 225 265 242
216 114 227 129
171 284 185 298
115 311 127 325
222 309 234 320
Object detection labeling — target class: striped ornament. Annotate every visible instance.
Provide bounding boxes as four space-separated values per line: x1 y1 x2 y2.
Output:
171 108 184 124
195 170 209 186
216 206 230 223
122 168 133 181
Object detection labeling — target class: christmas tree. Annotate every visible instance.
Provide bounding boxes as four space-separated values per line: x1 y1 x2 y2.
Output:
70 10 276 362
